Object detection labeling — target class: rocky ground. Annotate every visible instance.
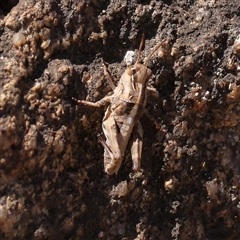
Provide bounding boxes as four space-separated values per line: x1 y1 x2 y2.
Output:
0 0 240 239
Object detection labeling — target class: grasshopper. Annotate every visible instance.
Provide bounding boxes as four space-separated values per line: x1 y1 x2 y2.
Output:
74 35 166 175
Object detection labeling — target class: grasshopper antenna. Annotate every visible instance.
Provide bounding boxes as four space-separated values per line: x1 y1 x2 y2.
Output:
143 38 167 65
135 34 145 64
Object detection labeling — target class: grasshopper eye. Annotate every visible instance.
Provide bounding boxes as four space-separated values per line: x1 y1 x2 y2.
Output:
126 66 139 76
126 66 134 76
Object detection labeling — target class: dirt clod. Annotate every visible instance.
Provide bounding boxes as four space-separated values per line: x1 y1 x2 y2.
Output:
0 0 240 239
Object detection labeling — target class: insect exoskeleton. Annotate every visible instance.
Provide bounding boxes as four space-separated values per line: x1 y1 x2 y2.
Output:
73 34 167 175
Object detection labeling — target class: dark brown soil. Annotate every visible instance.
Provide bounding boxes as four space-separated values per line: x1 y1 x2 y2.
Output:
0 0 240 239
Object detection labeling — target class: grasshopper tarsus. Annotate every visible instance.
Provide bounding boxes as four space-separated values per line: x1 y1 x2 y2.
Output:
72 97 91 106
72 97 82 104
143 108 167 133
144 108 164 131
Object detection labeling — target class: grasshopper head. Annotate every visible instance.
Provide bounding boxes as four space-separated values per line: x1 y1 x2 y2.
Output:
126 63 152 85
125 34 166 85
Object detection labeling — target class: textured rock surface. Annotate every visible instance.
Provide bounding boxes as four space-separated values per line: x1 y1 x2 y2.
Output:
0 0 240 239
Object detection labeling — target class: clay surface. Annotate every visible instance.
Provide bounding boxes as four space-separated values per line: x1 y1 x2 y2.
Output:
0 0 240 239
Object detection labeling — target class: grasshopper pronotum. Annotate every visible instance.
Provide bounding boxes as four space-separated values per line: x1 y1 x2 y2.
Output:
74 35 166 175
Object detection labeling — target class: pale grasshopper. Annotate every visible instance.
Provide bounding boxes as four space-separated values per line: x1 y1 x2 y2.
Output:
73 35 166 175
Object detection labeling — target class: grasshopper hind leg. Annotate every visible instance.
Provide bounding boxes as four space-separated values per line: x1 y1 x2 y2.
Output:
103 148 123 175
130 121 143 172
98 133 122 175
101 108 124 175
